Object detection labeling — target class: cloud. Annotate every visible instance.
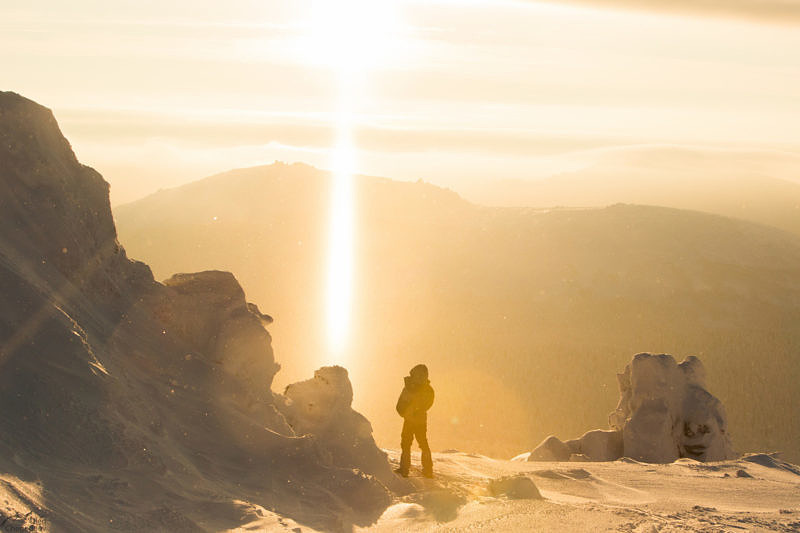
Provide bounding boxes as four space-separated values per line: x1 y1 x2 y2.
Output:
537 0 800 24
56 107 639 157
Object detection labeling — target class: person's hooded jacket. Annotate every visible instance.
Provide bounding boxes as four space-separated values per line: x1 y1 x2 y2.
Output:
396 365 434 424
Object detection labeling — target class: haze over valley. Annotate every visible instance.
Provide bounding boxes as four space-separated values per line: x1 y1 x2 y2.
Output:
115 162 800 462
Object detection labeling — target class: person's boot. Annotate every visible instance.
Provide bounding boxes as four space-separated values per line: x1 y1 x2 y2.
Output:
394 467 409 478
422 469 434 479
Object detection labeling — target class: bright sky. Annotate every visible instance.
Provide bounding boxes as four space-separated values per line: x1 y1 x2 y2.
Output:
3 0 800 204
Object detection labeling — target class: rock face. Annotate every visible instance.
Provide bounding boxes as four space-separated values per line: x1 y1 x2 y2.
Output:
158 270 279 397
0 91 394 531
530 353 735 463
0 91 152 301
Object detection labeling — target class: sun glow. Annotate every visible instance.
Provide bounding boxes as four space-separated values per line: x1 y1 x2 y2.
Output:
297 0 403 73
302 0 403 361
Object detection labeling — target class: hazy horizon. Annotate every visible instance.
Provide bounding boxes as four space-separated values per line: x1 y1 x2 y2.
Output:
4 0 800 205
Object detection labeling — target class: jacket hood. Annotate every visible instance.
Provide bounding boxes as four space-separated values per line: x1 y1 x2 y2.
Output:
405 375 430 388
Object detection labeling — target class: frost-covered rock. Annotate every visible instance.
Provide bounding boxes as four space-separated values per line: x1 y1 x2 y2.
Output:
529 353 734 463
576 429 624 461
281 366 407 492
612 353 734 463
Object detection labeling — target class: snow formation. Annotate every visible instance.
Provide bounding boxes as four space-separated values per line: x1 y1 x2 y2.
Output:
530 353 735 463
280 365 409 493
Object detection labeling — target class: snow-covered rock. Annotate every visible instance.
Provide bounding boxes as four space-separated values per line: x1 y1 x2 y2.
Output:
529 353 734 463
574 429 624 462
281 366 408 492
613 353 734 462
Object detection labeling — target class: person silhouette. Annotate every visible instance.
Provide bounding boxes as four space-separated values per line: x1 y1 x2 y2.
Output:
395 364 435 478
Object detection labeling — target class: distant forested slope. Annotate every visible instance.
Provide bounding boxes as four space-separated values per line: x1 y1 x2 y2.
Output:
115 163 800 461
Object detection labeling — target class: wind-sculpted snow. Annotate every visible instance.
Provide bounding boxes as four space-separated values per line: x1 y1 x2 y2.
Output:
368 448 800 531
0 91 394 531
530 353 735 463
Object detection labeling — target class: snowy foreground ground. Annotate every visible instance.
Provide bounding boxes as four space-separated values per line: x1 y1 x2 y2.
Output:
2 450 798 532
235 450 800 532
364 450 800 532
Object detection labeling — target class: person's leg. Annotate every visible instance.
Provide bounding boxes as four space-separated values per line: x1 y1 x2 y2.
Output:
415 422 433 477
398 419 413 476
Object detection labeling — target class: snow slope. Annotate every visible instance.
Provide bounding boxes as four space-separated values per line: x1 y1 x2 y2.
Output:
356 450 800 532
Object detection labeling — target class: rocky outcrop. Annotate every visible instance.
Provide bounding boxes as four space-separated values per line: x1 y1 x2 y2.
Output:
0 91 153 303
529 353 735 463
156 270 279 396
0 91 394 531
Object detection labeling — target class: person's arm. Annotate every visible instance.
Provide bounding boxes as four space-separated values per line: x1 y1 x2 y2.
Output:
419 385 434 412
396 387 411 416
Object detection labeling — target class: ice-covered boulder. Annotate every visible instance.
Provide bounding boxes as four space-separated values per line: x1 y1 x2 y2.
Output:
612 353 734 462
529 353 734 463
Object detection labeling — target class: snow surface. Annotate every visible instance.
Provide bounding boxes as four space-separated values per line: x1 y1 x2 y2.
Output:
201 449 800 532
3 450 798 532
358 450 800 532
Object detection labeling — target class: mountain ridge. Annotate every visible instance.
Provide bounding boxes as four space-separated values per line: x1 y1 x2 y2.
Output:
452 151 800 236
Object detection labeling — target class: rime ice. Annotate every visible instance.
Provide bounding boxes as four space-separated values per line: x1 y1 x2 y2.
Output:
530 353 735 463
